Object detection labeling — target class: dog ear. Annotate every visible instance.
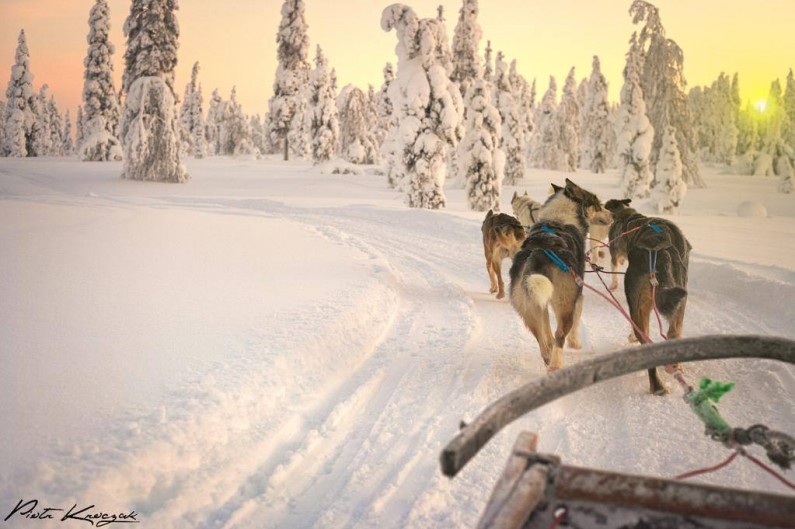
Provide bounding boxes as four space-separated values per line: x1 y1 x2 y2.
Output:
564 178 585 200
550 183 563 193
523 190 529 196
622 198 632 205
512 191 518 200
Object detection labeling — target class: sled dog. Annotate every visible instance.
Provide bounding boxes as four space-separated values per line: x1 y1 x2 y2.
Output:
511 191 543 227
514 190 611 264
604 198 692 394
482 210 527 299
509 179 609 371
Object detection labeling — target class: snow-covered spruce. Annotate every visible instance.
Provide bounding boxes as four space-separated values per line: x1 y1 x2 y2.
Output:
62 110 75 155
81 0 122 162
178 61 207 158
47 95 64 156
2 30 37 157
615 33 654 200
338 85 378 165
120 0 186 183
494 52 525 184
532 76 557 169
0 100 5 152
205 89 223 156
267 0 311 161
688 73 737 165
219 87 257 157
554 67 580 172
451 0 482 100
652 125 686 213
510 60 535 156
631 0 703 188
381 4 464 209
32 85 52 157
75 105 85 152
581 56 611 173
305 46 338 163
460 79 504 211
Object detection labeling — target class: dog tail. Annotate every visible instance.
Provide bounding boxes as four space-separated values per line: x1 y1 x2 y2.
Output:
525 274 554 307
655 287 687 317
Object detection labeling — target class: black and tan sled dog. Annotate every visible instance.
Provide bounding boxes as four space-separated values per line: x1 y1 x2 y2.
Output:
509 179 609 371
604 198 692 394
482 210 526 299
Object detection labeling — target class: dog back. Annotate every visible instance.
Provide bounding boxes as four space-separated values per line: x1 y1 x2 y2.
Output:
510 221 586 286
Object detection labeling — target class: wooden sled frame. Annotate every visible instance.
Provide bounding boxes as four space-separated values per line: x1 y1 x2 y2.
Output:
440 335 795 529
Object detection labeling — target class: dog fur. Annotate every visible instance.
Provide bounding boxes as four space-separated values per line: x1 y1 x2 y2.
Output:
511 191 543 227
509 179 609 371
482 210 527 299
604 198 692 394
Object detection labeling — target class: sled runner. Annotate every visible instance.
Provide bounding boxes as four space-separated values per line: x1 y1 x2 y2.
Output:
440 335 795 529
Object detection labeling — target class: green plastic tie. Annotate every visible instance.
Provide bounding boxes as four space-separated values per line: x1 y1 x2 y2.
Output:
698 378 736 403
685 378 736 436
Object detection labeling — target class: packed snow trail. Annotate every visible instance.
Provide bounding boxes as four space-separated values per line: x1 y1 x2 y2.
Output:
0 159 792 529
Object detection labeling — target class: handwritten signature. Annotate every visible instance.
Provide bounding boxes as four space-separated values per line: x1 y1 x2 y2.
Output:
5 499 140 527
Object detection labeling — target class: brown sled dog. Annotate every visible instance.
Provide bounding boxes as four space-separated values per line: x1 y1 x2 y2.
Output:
482 210 527 299
509 179 609 371
604 198 692 394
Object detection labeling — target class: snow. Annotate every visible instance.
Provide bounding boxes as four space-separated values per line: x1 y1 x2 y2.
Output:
737 200 768 218
0 157 793 528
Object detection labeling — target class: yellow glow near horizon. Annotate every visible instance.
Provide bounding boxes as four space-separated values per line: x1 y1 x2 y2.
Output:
755 100 768 113
0 1 793 118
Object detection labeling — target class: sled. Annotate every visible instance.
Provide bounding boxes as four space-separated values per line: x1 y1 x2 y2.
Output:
440 335 795 529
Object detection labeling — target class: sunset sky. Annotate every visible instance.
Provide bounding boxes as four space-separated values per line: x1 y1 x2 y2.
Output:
1 0 793 118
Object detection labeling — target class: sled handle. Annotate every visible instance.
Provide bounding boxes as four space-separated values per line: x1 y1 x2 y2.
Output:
440 335 795 478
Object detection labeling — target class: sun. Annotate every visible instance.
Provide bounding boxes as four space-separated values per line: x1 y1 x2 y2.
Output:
754 100 768 113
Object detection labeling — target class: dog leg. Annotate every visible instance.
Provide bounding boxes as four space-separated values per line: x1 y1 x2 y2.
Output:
550 305 575 372
610 256 622 290
632 291 668 395
494 257 506 299
667 298 687 339
566 295 584 349
486 257 498 294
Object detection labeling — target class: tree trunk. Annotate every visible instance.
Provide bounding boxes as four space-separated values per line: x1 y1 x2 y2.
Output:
283 136 289 161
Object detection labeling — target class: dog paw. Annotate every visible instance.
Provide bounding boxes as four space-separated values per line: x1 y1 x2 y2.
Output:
609 282 619 291
489 285 498 293
496 291 505 299
627 332 639 343
547 365 561 373
652 385 669 396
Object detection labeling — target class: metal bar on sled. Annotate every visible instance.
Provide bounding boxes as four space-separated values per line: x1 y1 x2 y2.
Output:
441 334 795 478
478 432 795 529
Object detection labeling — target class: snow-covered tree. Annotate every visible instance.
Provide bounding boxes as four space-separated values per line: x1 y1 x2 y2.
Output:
3 30 37 157
532 76 559 169
494 52 526 184
267 0 311 161
0 100 5 152
62 109 75 155
81 0 122 161
553 67 580 172
460 78 504 211
652 125 686 212
616 33 654 199
784 69 795 148
205 88 223 156
510 60 534 148
374 63 395 153
483 40 493 84
305 46 339 163
219 87 256 156
48 96 64 155
120 0 187 182
178 62 206 158
581 56 611 173
75 105 85 151
381 4 464 209
631 0 703 187
339 85 378 165
451 0 482 99
32 85 52 156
